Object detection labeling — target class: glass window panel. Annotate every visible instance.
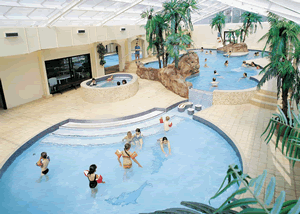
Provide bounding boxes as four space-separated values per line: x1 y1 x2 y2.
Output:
20 0 45 4
30 8 55 18
6 7 35 17
232 8 240 23
224 8 232 23
0 6 11 15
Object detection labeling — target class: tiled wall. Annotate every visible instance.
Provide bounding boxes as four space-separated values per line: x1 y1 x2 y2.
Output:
212 87 257 105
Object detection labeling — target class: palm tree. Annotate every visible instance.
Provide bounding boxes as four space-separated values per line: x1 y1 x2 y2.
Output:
258 12 300 117
141 9 168 68
241 12 263 43
165 30 192 69
210 12 226 45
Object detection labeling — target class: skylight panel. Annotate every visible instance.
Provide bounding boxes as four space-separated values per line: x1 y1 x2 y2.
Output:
93 0 116 9
29 8 55 18
64 10 87 18
79 11 99 19
5 7 35 17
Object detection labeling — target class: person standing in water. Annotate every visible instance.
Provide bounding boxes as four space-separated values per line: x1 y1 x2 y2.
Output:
36 152 50 183
122 131 134 144
159 116 172 132
116 143 142 180
135 43 141 61
158 137 171 157
84 164 105 198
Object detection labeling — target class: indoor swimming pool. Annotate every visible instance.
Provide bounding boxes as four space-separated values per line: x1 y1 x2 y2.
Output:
0 113 241 214
144 50 264 91
104 53 143 68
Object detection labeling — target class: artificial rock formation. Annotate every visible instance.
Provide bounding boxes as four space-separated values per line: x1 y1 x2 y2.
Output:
217 42 248 53
136 52 200 98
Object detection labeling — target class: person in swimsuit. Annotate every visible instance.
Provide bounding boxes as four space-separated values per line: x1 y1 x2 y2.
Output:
209 50 213 54
224 60 229 67
122 131 134 144
132 128 143 148
200 47 204 52
204 63 209 68
158 137 171 157
36 152 50 182
122 79 127 85
214 70 224 79
205 51 209 55
106 75 113 82
160 116 172 132
116 143 142 180
242 61 248 67
85 164 105 198
211 77 219 87
238 72 248 81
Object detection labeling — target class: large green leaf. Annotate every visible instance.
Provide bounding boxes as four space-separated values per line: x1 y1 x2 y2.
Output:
264 176 276 205
209 180 239 204
239 208 267 214
287 198 300 214
181 201 215 214
254 170 267 197
218 187 248 211
216 198 257 212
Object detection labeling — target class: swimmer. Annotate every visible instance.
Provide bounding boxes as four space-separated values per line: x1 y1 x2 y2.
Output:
200 47 204 52
211 77 219 87
204 63 209 68
117 81 121 86
214 70 224 78
205 51 209 55
242 61 248 67
250 61 256 67
122 79 127 84
90 78 97 86
132 128 143 148
122 131 134 145
106 75 113 82
158 137 171 157
204 58 207 62
159 116 172 132
254 52 259 56
36 152 50 182
209 50 213 54
256 65 263 69
224 60 229 67
85 164 105 198
116 143 142 180
238 72 248 81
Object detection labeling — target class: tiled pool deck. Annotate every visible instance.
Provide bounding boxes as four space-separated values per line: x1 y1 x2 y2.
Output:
0 55 299 210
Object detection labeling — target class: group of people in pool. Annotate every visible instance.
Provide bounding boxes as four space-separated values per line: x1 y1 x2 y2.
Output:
36 116 173 191
200 48 263 88
89 77 128 86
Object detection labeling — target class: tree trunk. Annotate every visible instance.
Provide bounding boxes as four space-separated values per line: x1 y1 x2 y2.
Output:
218 27 224 46
282 77 289 117
156 44 161 68
242 23 250 43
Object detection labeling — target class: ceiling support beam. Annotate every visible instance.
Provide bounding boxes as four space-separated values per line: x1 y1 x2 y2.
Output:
96 0 145 26
45 0 86 27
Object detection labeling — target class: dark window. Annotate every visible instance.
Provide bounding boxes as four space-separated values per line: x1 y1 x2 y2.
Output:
45 54 92 94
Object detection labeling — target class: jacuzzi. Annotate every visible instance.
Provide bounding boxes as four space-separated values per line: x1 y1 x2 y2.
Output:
80 73 139 104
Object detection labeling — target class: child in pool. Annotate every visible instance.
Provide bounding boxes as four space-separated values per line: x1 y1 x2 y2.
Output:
204 58 207 62
122 131 135 144
227 51 232 58
224 60 229 67
211 77 219 87
204 63 209 68
254 52 259 56
238 72 248 81
209 50 213 54
36 152 50 182
157 137 171 157
242 61 248 67
159 116 172 132
132 128 143 148
214 70 224 78
90 78 97 86
205 51 209 55
84 164 105 189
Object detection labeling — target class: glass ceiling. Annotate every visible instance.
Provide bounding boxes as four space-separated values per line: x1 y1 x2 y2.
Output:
0 0 299 27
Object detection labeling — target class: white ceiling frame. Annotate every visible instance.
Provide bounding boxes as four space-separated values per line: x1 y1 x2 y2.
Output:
192 5 230 24
0 2 61 9
269 0 300 14
96 0 145 26
233 0 300 19
44 0 86 27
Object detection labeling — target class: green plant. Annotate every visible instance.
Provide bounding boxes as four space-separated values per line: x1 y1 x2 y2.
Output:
144 164 300 214
165 30 192 69
258 12 300 117
261 102 300 166
241 12 263 43
211 12 226 45
97 43 106 66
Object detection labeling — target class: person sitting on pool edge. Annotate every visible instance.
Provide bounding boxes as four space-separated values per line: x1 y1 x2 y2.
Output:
90 78 97 86
106 75 113 82
224 60 229 67
158 137 171 157
214 70 224 79
122 79 127 84
238 72 248 81
117 81 121 86
254 52 259 56
211 78 219 87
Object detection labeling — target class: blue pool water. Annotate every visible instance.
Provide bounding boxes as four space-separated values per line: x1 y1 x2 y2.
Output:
144 50 264 91
104 53 143 68
93 76 132 88
0 115 241 214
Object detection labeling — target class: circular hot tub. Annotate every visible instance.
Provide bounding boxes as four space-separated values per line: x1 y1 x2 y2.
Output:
80 73 139 104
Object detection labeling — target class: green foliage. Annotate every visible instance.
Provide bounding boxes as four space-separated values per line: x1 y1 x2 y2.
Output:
258 12 300 117
165 30 192 68
210 12 226 45
144 165 300 214
261 102 300 167
241 12 263 43
96 43 106 66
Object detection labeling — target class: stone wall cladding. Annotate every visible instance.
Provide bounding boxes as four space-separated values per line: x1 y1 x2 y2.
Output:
80 74 139 104
213 87 257 105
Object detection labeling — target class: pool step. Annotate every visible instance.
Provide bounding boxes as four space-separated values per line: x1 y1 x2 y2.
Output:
253 92 278 104
62 110 164 129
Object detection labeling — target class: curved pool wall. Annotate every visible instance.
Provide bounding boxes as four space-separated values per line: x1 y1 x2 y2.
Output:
80 73 139 104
